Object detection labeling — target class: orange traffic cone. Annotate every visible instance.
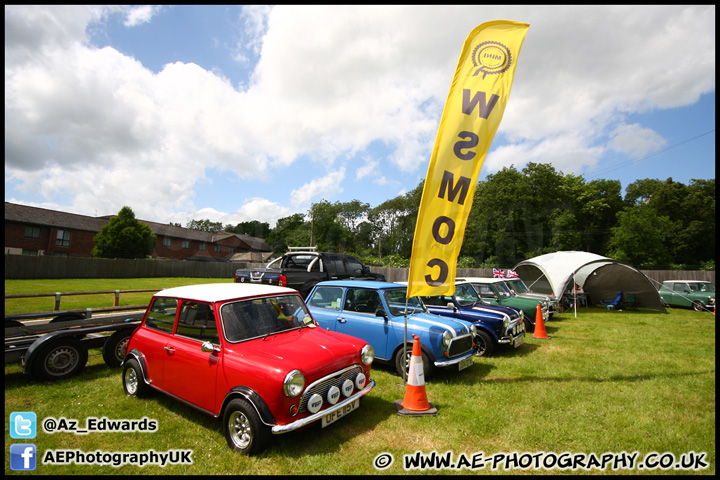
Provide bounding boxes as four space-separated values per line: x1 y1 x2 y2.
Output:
394 335 438 416
531 303 551 339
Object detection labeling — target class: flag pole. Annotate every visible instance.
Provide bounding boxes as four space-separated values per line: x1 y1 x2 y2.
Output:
573 272 578 318
402 298 408 384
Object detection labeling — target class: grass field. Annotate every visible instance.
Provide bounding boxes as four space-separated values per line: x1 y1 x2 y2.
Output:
4 279 716 475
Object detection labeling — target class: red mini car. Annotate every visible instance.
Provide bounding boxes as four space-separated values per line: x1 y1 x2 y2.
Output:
122 283 375 455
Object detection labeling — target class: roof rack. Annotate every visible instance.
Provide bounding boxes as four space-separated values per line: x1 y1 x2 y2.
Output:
287 246 318 251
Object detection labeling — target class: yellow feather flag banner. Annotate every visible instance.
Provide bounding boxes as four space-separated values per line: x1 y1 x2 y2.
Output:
407 20 529 298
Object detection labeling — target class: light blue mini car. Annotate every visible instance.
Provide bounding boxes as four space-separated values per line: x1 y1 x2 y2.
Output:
306 280 476 378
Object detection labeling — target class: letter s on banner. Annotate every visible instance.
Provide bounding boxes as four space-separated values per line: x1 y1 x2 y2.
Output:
407 20 529 298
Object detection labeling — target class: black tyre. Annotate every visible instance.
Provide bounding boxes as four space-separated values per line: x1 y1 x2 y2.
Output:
299 281 319 299
31 338 88 381
473 330 495 357
102 330 133 367
394 344 433 379
122 358 151 398
692 301 706 312
524 317 535 332
223 398 270 456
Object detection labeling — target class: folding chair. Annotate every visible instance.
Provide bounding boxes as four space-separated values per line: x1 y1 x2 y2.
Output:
601 291 623 310
624 293 639 311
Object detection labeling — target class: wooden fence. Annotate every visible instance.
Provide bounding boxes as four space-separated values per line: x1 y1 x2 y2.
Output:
4 254 714 286
5 289 159 311
4 254 242 279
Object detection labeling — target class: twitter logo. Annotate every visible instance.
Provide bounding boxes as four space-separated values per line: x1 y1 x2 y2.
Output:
10 412 37 439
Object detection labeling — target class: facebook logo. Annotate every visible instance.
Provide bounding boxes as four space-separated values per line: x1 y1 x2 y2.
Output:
10 444 37 471
10 411 37 439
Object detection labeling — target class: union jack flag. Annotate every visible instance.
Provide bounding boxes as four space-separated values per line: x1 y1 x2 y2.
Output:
507 269 518 277
493 268 506 278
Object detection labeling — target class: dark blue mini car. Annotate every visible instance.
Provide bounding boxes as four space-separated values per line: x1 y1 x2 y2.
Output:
419 281 525 357
306 280 476 377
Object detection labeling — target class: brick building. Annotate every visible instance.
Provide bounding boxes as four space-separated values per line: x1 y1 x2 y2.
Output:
4 202 271 261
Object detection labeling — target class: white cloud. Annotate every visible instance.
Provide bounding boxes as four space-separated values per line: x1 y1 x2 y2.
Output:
233 5 272 62
289 169 346 207
608 124 667 159
356 158 378 180
3 5 715 225
157 198 292 229
486 133 606 176
123 5 163 27
230 198 292 228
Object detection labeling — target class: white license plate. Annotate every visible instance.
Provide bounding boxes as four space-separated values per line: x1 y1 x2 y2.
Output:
514 335 525 348
321 399 359 428
458 356 474 371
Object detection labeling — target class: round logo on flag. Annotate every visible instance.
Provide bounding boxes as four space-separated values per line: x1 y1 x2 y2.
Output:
471 41 512 79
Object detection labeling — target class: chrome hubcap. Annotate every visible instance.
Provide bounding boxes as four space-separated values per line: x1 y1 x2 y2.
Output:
228 411 252 449
125 368 138 395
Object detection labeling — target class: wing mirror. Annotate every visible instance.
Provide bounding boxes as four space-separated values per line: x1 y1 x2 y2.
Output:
201 341 221 353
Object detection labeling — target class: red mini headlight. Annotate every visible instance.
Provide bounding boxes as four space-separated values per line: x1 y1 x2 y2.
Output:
283 369 304 397
361 344 375 365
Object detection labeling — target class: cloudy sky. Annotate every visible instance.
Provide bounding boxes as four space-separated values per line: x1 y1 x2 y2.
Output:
5 5 715 228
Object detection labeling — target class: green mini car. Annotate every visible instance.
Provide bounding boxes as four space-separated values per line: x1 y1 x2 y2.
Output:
658 280 715 312
458 277 549 331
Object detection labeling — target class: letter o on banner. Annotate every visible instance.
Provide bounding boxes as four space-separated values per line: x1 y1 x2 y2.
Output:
425 259 448 286
432 216 456 245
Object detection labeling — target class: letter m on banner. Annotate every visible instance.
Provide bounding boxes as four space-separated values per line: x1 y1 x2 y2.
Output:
407 20 529 298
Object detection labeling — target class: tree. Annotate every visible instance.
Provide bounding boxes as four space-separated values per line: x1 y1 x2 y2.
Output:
622 177 715 266
308 200 355 252
606 203 674 266
251 165 713 268
574 178 625 253
368 187 420 259
265 213 310 254
226 220 271 238
186 219 223 233
93 206 156 259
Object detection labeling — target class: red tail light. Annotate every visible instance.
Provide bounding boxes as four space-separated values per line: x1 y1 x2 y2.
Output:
279 274 287 287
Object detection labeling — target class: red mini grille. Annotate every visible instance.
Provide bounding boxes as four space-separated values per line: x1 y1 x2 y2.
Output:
297 365 363 414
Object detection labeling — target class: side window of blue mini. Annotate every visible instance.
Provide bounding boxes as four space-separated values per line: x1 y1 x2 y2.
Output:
307 286 344 311
345 289 382 314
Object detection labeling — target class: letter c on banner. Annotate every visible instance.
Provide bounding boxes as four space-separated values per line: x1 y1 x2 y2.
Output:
425 259 448 286
432 216 456 245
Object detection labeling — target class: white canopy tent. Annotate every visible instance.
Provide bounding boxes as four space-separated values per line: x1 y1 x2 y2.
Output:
513 251 665 312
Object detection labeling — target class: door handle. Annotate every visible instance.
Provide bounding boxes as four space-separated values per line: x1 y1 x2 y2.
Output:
164 346 175 355
337 317 346 323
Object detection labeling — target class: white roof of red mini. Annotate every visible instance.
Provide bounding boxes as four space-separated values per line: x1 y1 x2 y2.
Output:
153 283 298 303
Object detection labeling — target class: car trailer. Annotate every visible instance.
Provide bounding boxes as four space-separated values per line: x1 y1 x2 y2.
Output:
5 309 143 381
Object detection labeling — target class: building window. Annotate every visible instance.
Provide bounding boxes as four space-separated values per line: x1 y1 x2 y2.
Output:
214 245 221 253
25 226 41 238
199 242 206 251
163 237 172 247
182 240 190 249
228 247 235 254
56 230 71 247
22 249 39 256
